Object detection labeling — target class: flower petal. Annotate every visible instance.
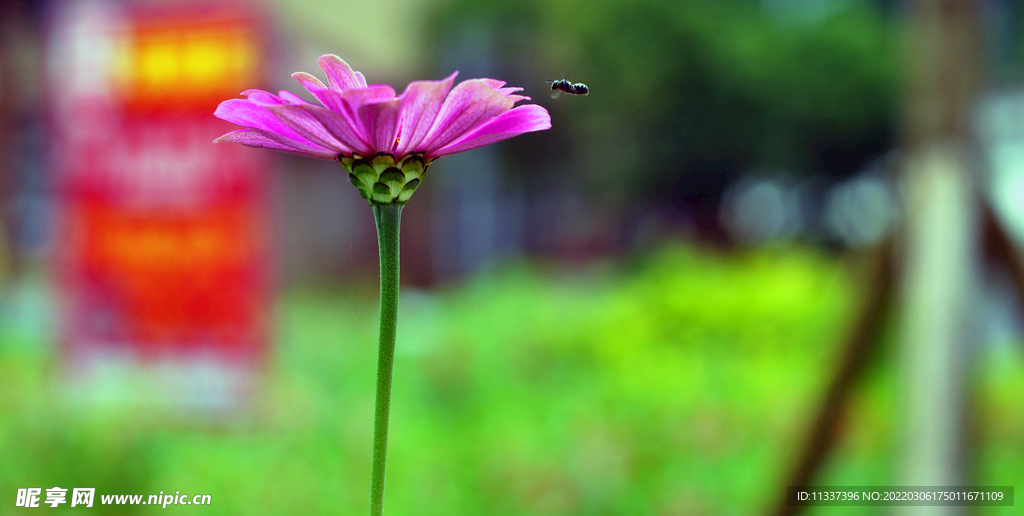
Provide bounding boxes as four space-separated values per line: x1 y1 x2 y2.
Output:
241 89 287 105
214 129 338 160
284 85 395 155
430 104 551 158
214 98 308 144
341 85 397 107
267 104 354 154
295 84 395 142
303 85 346 113
278 90 308 105
318 54 363 91
394 71 458 156
420 79 514 152
496 86 530 103
339 85 396 148
292 72 326 92
359 98 402 154
278 104 367 156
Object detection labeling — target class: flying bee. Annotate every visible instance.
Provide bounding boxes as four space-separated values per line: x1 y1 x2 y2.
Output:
547 78 589 99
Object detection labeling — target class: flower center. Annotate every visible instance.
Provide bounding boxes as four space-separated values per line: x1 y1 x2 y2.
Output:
341 153 429 205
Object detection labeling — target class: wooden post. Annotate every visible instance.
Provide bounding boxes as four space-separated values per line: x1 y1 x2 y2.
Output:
898 1 981 514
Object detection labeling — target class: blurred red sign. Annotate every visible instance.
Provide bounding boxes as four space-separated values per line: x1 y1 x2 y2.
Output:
47 0 273 406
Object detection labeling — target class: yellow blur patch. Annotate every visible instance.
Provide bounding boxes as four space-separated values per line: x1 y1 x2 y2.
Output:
114 23 258 108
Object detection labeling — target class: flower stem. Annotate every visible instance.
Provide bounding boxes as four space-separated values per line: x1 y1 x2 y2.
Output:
370 202 402 516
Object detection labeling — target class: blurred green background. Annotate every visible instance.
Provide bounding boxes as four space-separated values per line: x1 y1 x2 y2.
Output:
2 0 1024 514
2 246 1024 514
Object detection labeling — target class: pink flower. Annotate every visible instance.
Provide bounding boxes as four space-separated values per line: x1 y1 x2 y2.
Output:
214 54 551 203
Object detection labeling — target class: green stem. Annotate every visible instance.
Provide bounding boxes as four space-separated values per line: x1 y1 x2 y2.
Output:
370 202 402 516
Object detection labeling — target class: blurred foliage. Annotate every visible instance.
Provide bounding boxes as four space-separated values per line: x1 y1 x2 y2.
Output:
428 0 898 206
2 244 1024 514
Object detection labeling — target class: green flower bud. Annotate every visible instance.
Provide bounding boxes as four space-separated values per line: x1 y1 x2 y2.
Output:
341 153 432 205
